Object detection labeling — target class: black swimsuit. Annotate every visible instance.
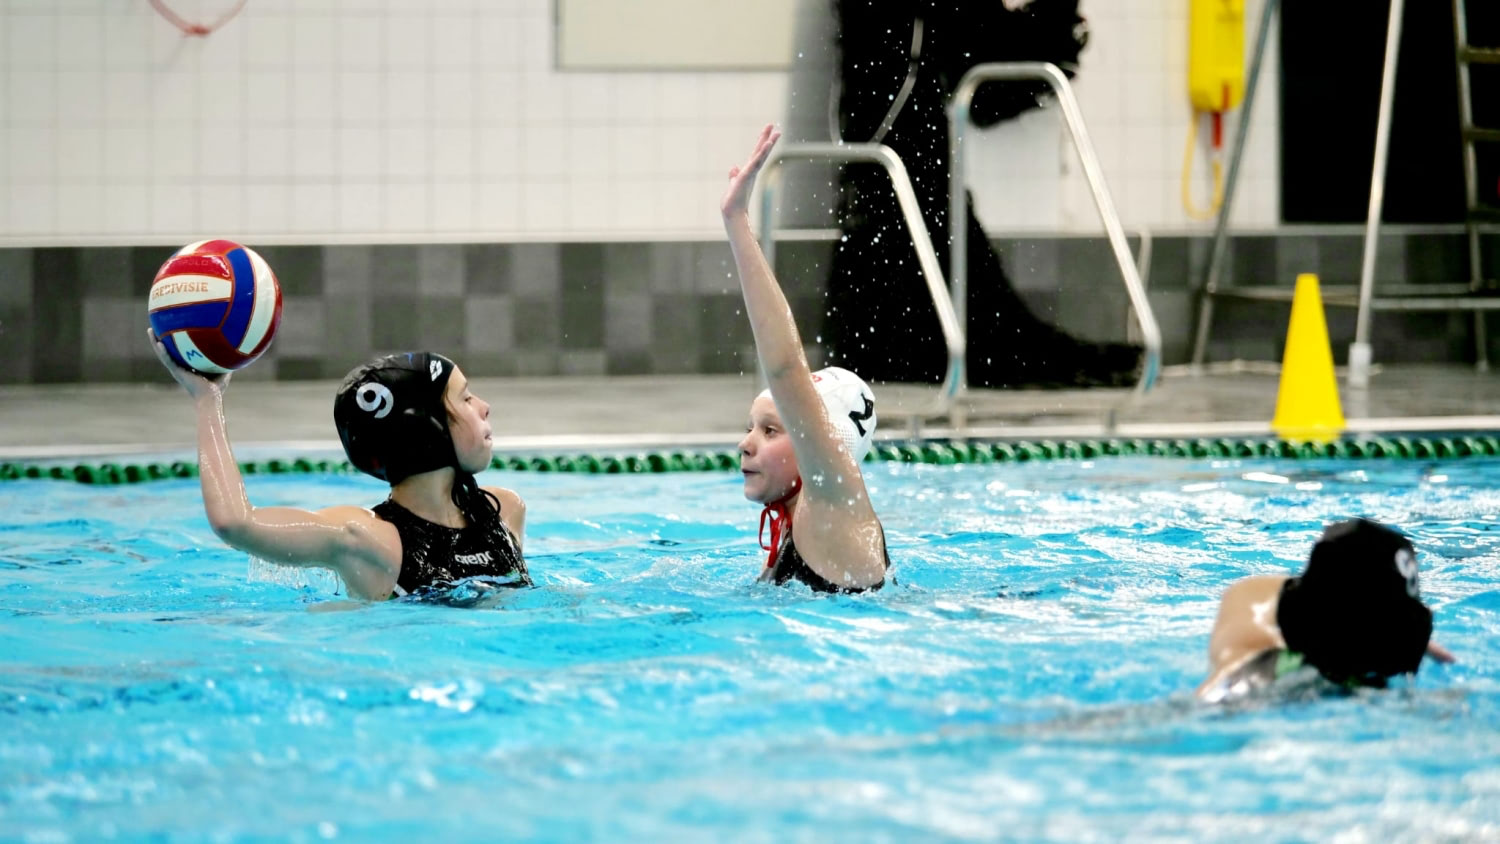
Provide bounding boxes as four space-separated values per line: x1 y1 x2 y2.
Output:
763 528 890 593
373 498 531 596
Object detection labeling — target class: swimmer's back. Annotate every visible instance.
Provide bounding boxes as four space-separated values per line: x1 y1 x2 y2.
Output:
1197 575 1289 698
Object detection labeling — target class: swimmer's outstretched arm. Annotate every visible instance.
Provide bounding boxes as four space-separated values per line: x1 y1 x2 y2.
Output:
149 329 399 599
721 125 883 584
721 126 864 489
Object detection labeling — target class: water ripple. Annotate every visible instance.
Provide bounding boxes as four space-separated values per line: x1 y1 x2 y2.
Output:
0 459 1497 840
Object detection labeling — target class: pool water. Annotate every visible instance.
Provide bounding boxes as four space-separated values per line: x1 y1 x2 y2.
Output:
2 457 1498 841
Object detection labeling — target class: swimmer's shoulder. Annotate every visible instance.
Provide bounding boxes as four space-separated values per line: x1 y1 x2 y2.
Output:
481 486 524 511
319 504 399 537
1208 574 1289 655
1217 574 1290 617
1198 574 1291 700
787 499 886 591
481 486 526 544
315 505 403 597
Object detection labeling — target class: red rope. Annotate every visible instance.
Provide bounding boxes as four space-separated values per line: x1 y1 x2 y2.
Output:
149 0 248 37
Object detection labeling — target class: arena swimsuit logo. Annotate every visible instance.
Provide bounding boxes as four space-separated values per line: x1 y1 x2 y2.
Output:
430 360 442 381
356 383 394 419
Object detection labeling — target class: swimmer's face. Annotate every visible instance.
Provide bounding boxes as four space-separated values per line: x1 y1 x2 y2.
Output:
443 368 493 473
738 395 798 504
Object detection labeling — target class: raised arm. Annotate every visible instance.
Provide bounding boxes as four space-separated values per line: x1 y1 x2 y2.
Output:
150 329 398 598
720 125 868 502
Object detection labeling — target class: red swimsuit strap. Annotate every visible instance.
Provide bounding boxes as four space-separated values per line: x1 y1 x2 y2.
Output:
757 477 803 570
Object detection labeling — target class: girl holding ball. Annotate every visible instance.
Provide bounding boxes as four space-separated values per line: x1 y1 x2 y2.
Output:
149 244 528 601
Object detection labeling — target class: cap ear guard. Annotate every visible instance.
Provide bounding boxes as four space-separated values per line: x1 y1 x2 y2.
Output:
755 367 877 462
334 352 457 483
812 366 877 462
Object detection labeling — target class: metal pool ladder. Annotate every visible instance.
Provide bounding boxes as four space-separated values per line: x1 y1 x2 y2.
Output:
948 62 1163 410
1191 0 1500 385
760 63 1160 436
759 142 966 430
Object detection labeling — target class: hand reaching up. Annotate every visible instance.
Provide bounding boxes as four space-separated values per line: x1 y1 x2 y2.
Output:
720 124 781 221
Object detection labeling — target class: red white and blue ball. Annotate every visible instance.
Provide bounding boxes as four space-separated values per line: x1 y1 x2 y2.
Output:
149 240 282 374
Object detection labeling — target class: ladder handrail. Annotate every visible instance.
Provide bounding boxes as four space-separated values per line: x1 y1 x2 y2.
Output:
1349 0 1407 388
947 61 1162 396
1453 0 1492 372
759 143 965 419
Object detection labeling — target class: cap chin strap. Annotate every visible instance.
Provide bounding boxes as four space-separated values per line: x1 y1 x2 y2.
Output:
758 477 803 571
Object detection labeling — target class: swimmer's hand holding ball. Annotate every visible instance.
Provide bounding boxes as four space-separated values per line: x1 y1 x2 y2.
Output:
149 326 228 400
147 239 282 376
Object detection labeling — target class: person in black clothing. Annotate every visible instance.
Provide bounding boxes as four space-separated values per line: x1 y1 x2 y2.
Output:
152 330 528 601
824 0 1142 388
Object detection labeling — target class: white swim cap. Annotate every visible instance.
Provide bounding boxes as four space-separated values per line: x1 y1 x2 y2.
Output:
757 366 877 462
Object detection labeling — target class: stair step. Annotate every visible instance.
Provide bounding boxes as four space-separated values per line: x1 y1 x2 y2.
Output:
1211 285 1500 308
1464 126 1500 144
1459 46 1500 65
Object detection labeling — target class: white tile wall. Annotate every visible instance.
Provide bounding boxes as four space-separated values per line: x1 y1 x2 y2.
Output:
4 0 1278 243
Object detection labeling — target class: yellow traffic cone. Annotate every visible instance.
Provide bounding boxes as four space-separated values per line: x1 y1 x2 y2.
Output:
1272 273 1345 443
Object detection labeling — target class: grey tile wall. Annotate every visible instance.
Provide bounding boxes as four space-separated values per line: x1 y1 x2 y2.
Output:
1 231 1494 385
31 249 85 383
0 248 34 386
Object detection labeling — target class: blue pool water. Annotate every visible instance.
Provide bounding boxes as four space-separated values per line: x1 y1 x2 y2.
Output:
2 456 1498 841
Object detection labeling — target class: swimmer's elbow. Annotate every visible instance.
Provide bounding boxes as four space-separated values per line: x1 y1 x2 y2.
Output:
210 516 281 560
209 514 251 545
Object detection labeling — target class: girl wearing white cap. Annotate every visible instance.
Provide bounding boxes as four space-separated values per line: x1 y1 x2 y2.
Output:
722 124 889 593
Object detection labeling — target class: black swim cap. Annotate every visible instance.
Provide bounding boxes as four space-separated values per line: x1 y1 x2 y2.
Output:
333 352 458 484
1276 519 1433 687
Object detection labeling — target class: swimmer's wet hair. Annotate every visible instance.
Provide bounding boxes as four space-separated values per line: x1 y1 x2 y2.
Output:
1276 519 1432 687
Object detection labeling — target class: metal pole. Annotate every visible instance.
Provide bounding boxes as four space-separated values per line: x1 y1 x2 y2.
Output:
947 100 970 396
1349 0 1405 388
1129 227 1153 343
1190 0 1280 367
1453 0 1490 371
